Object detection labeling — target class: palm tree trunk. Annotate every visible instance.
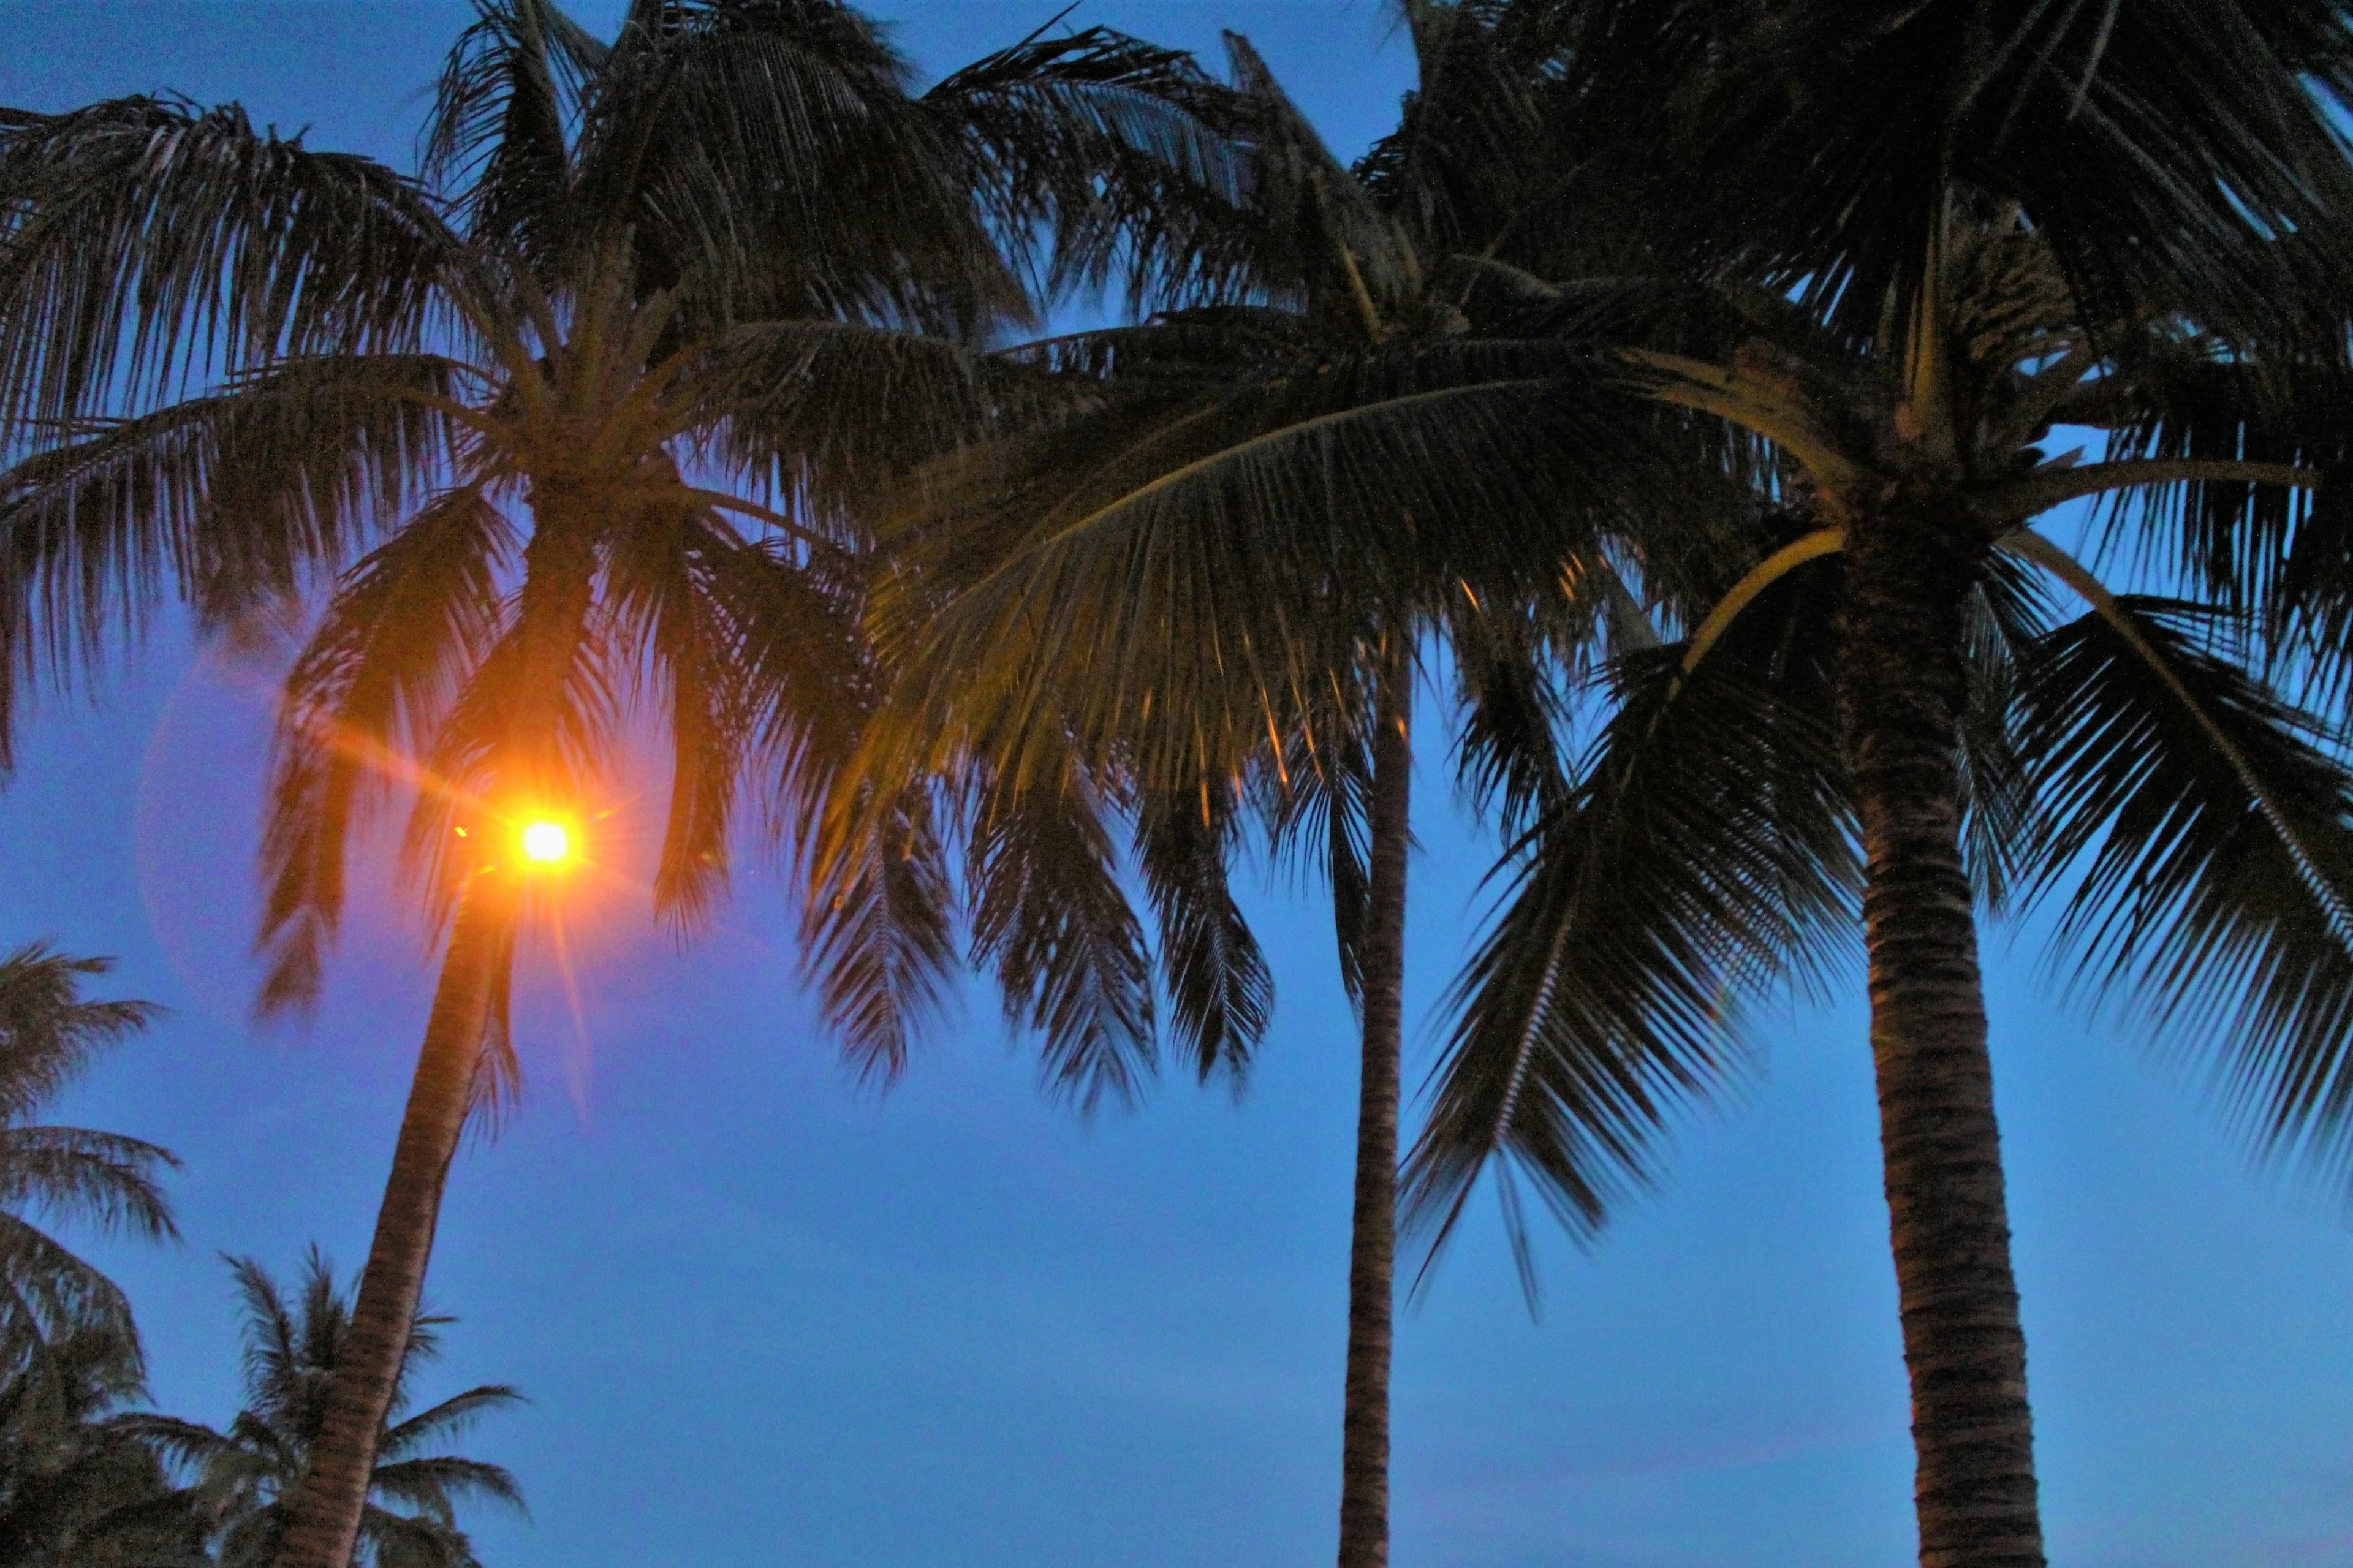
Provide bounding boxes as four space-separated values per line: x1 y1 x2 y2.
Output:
1337 644 1411 1568
272 877 514 1568
1836 506 2044 1568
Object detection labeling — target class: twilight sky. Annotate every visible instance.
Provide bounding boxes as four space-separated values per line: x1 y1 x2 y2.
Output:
7 5 2353 1567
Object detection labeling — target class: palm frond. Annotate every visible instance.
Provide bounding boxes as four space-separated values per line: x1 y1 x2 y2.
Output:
0 353 469 767
422 0 601 257
801 782 957 1081
0 945 157 1126
376 1387 526 1463
0 1127 178 1242
1404 625 1857 1290
577 0 1021 336
0 97 455 430
1680 0 2353 352
256 486 516 1016
2012 591 2353 1185
1135 778 1271 1085
878 338 1651 798
928 25 1253 311
964 753 1157 1113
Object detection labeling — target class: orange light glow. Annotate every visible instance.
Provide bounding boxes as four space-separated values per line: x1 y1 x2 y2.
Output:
520 820 574 865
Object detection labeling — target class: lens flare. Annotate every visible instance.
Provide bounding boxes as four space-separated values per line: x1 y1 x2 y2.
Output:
521 820 573 865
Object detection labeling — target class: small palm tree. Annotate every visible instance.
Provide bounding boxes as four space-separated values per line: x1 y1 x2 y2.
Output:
0 7 1244 1564
137 1249 521 1568
0 944 176 1369
0 1323 207 1568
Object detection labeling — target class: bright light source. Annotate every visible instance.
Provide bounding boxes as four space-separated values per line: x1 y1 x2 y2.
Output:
521 820 572 865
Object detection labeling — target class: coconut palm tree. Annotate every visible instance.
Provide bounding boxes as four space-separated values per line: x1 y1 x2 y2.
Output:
0 7 1247 1564
0 1322 207 1568
850 17 1726 1563
0 944 176 1371
1403 5 2353 1566
135 1248 520 1568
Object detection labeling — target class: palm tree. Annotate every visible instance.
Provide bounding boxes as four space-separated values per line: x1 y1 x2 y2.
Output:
0 7 1245 1564
852 18 1713 1564
1403 6 2353 1566
136 1248 521 1568
0 1322 207 1568
0 944 176 1369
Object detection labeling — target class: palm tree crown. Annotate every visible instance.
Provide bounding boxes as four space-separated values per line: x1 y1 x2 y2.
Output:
137 1249 522 1568
1 6 1251 1565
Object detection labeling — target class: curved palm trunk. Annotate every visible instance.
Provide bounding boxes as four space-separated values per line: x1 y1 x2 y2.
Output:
275 487 590 1568
271 866 515 1568
1836 506 2044 1568
1338 646 1411 1568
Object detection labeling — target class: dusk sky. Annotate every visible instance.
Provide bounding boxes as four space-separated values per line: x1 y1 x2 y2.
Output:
7 6 2353 1567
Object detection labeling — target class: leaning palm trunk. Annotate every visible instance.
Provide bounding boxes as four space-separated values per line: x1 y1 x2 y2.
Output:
275 880 515 1568
1338 647 1411 1568
1838 505 2042 1568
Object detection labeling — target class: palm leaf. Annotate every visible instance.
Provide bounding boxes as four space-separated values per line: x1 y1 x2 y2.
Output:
2012 592 2353 1183
1404 616 1857 1287
0 97 455 430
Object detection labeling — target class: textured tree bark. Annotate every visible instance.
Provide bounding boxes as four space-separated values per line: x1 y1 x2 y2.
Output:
271 880 513 1568
1835 501 2045 1568
1336 645 1411 1568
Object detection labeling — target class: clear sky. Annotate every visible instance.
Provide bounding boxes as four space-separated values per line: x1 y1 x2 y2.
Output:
6 5 2353 1567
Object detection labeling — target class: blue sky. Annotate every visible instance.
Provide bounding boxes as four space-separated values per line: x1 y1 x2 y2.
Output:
7 5 2353 1566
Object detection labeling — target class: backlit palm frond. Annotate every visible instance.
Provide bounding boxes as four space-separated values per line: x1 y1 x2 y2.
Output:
801 779 957 1082
1405 621 1857 1290
257 486 517 1017
1220 31 1414 316
1135 775 1271 1087
1957 553 2052 913
964 749 1158 1113
1445 581 1583 840
0 97 457 430
369 1453 523 1520
176 1249 519 1566
695 319 1069 529
2064 347 2353 615
0 354 472 767
878 338 1645 799
704 534 868 847
2011 591 2353 1187
600 502 758 929
1265 701 1376 1008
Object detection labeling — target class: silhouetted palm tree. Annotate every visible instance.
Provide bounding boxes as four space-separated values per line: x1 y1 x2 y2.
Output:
137 1249 520 1568
0 944 175 1369
851 18 1713 1564
0 6 1243 1563
0 1322 206 1568
1405 6 2353 1566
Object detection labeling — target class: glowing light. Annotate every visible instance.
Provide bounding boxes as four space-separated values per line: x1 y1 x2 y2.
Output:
521 820 573 865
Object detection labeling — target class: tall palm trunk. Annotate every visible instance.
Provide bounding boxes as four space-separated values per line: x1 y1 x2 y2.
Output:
276 487 595 1568
1338 643 1411 1568
1835 502 2044 1568
272 878 515 1568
